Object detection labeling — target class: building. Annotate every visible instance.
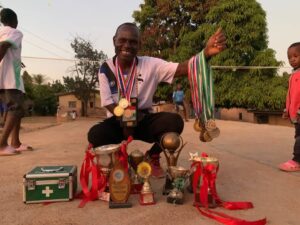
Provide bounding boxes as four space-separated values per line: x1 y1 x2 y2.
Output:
57 90 106 119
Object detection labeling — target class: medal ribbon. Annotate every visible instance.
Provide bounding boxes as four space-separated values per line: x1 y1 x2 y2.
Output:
115 57 137 101
77 144 106 208
191 153 267 225
188 51 215 123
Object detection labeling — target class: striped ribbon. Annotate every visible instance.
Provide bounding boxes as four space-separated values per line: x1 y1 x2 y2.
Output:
188 50 214 123
115 57 137 101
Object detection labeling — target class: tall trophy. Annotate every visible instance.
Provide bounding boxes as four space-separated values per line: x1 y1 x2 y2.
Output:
93 144 120 201
128 149 144 194
160 132 186 195
191 154 219 208
167 166 189 204
137 162 155 205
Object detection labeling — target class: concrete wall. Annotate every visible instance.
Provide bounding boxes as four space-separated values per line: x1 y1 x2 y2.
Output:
219 108 255 123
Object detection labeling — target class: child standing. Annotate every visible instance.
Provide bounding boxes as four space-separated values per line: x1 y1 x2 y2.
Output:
279 42 300 171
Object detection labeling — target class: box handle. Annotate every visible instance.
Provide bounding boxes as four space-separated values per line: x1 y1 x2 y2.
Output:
40 167 64 173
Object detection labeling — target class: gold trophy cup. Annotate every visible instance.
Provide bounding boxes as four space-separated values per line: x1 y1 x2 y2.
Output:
160 132 187 195
167 166 189 204
93 144 120 201
137 162 155 205
128 149 144 194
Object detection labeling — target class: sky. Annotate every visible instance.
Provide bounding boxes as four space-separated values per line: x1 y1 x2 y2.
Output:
0 0 299 81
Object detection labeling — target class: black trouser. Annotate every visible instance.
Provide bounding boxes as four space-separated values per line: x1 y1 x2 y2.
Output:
88 112 184 156
293 123 300 163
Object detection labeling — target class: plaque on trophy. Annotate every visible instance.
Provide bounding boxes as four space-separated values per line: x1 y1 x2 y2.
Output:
128 149 144 194
159 132 187 195
137 162 155 205
109 161 132 208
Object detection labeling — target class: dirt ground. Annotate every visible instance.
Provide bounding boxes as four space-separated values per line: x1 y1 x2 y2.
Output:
0 117 299 225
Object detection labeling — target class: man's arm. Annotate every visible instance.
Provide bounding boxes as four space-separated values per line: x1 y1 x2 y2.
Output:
0 41 12 62
174 28 226 77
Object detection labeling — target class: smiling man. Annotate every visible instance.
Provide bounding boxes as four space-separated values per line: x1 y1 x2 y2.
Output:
88 22 226 178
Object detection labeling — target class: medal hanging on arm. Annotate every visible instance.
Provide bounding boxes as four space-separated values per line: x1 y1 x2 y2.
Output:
114 57 138 127
188 51 220 142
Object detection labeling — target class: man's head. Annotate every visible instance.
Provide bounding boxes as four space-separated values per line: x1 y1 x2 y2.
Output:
0 8 18 28
287 42 300 70
176 83 182 90
113 23 140 64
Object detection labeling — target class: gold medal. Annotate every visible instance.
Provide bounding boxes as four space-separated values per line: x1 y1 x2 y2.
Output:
193 119 202 132
199 128 213 142
114 106 124 117
207 127 220 138
205 119 217 131
119 98 129 109
123 108 134 119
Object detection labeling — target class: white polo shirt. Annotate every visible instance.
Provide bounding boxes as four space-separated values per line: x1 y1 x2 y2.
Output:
99 56 178 117
0 26 24 92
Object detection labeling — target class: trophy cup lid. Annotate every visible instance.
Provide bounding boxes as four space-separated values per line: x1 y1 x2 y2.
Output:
93 144 120 155
192 156 219 166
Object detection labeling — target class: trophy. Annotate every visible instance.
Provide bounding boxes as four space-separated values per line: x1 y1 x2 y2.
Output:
160 132 186 195
137 162 155 205
93 144 120 201
128 149 144 194
167 166 189 204
109 160 132 208
191 155 219 208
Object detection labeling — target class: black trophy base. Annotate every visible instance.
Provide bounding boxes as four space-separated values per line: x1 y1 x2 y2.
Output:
109 200 133 209
167 196 183 205
162 176 173 195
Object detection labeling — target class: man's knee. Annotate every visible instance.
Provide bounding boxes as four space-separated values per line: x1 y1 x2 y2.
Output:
164 112 184 134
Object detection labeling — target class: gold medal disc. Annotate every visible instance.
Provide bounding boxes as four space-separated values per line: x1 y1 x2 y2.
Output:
205 119 217 132
119 98 129 109
114 106 124 117
193 119 202 132
207 127 220 138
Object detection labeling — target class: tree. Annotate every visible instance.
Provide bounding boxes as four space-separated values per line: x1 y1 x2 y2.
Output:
133 0 286 110
63 37 107 116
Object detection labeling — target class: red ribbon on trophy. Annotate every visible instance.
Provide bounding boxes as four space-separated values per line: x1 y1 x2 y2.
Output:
77 144 106 208
117 136 133 172
191 153 267 225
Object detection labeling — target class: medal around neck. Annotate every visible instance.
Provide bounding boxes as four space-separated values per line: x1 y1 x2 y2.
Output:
114 106 124 117
119 98 129 109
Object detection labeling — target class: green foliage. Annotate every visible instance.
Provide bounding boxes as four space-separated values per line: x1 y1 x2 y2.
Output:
133 0 287 110
63 37 107 116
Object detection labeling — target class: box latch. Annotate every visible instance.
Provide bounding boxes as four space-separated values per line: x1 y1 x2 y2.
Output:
58 179 68 189
27 180 36 190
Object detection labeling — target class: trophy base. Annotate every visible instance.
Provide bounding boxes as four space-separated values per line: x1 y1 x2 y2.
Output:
167 196 183 205
109 200 133 209
98 191 110 202
193 194 218 208
130 183 143 194
162 176 173 195
139 192 155 205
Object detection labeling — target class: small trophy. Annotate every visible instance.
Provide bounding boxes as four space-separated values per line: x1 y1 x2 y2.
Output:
93 144 120 201
128 149 144 194
109 160 132 208
167 166 189 204
160 132 186 195
137 162 155 205
192 155 219 208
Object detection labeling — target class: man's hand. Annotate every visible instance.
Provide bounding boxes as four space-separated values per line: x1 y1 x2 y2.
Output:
204 28 226 58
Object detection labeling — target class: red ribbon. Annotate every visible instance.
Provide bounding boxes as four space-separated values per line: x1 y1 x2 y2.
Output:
77 144 106 208
191 153 267 225
118 136 133 172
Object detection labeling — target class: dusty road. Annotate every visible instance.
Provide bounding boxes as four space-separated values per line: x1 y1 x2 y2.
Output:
0 118 299 225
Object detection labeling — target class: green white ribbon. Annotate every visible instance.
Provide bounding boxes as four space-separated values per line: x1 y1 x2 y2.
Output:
188 50 215 123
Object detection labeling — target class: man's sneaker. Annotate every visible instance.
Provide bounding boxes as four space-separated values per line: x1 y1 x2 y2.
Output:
145 152 165 178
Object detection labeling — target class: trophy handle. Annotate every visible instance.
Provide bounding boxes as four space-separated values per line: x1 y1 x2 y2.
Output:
174 135 187 163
